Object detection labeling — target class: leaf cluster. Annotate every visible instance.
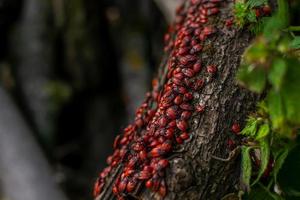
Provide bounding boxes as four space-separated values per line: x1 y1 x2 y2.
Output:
236 0 300 199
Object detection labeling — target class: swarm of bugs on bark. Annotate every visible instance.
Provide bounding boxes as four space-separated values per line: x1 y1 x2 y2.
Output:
93 0 271 199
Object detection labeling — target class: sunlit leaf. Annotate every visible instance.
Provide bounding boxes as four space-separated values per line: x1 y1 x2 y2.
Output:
246 10 257 23
268 58 287 91
281 59 300 125
266 90 285 131
241 146 252 191
256 123 270 140
246 0 268 7
241 117 259 137
252 139 270 185
263 0 289 38
237 65 267 93
290 36 300 49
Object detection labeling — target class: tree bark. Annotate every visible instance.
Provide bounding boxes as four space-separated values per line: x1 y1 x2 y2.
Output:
11 0 55 142
95 1 261 200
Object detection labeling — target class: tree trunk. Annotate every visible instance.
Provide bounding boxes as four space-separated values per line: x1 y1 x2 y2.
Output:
0 87 68 200
95 1 261 200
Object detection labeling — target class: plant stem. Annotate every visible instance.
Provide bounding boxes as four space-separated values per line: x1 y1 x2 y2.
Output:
288 26 300 31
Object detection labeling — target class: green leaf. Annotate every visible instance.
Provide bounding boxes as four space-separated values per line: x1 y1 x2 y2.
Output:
281 59 300 125
244 38 269 64
244 184 281 200
252 139 270 186
277 0 290 29
278 145 300 197
246 10 257 23
241 146 252 191
241 117 259 137
246 0 268 7
266 90 285 131
234 2 248 27
273 148 289 183
256 123 270 140
290 36 300 49
268 58 287 91
250 17 269 35
237 65 267 93
263 0 289 38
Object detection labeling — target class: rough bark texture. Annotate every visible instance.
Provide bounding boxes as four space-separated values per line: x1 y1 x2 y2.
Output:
96 1 261 200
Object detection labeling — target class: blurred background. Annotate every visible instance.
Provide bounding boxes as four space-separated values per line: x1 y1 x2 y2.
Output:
0 0 182 199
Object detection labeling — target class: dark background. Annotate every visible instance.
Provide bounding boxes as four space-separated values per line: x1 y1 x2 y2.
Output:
0 0 172 199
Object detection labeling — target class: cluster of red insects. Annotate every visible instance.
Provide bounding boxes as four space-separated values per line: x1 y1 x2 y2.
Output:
93 0 225 199
93 0 271 199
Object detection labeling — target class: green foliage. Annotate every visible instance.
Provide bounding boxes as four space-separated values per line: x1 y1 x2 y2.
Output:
235 0 300 199
278 145 300 198
273 148 289 183
252 139 270 185
241 146 253 190
234 2 249 27
233 0 269 32
246 0 267 8
290 36 300 49
256 124 270 140
245 184 281 200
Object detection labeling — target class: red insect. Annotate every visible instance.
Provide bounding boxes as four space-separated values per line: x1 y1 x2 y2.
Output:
93 180 103 197
165 128 175 139
180 132 189 140
149 146 168 157
120 136 128 145
176 137 184 144
181 111 192 120
225 18 233 27
139 150 147 160
182 68 195 77
145 179 153 188
155 159 169 171
176 119 188 131
262 5 271 15
166 106 178 119
113 135 121 149
196 104 205 113
255 9 261 17
106 155 113 165
126 178 137 193
227 138 235 150
158 116 169 127
173 72 184 80
137 170 152 180
161 140 172 152
172 77 184 86
207 8 219 15
118 178 128 192
193 62 202 73
231 122 241 134
203 26 215 36
159 180 167 197
206 65 217 74
112 185 119 195
180 103 193 111
178 47 189 55
183 92 193 101
168 120 177 128
174 95 183 105
174 86 187 94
